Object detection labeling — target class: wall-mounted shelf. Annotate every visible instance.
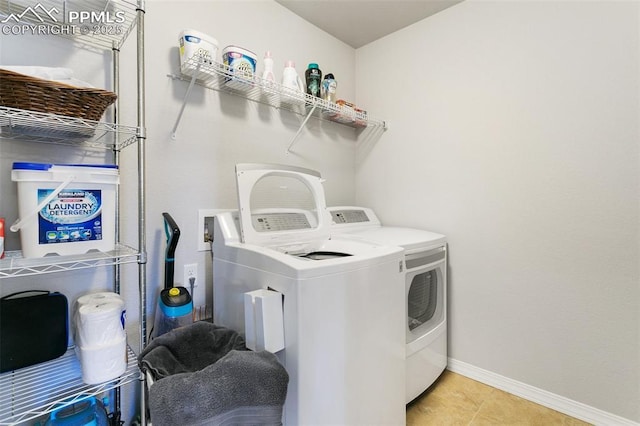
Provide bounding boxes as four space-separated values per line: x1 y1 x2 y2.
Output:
0 106 138 150
0 244 139 279
168 55 387 145
0 346 139 426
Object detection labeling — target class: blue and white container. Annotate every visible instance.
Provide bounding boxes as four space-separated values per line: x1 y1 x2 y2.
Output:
179 29 219 75
222 45 257 90
11 162 119 258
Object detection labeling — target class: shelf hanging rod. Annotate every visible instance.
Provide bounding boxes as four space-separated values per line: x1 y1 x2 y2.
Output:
287 103 318 153
171 63 202 140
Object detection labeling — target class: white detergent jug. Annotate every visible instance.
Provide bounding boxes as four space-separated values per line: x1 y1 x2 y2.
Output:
281 60 305 105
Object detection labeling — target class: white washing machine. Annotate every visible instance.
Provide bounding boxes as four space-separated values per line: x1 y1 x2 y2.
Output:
328 206 448 403
213 165 406 425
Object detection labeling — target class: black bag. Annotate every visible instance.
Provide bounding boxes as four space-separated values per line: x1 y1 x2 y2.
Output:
0 290 68 372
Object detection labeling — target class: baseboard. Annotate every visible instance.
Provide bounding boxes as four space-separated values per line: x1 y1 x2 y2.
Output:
447 358 638 426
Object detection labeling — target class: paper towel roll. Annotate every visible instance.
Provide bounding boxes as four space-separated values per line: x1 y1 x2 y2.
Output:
76 291 123 307
77 301 126 347
74 292 125 347
76 336 127 385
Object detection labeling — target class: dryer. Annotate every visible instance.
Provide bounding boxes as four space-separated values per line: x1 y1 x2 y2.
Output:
213 165 405 425
328 206 447 403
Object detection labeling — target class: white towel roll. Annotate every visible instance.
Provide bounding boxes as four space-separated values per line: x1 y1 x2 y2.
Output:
76 335 127 384
76 291 123 307
73 291 127 384
76 300 126 347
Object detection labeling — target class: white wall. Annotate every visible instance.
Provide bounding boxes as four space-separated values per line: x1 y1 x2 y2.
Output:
355 0 640 422
1 1 367 422
3 0 639 423
116 0 367 327
0 0 363 336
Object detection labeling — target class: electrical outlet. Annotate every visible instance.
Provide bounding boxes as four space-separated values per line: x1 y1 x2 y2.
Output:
184 263 198 287
198 209 233 251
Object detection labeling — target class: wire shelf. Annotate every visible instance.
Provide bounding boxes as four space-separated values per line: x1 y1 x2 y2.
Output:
170 56 386 130
0 106 139 150
0 345 140 425
0 244 140 278
0 0 138 51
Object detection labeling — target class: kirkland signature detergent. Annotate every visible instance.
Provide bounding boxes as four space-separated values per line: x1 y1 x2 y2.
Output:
11 162 119 258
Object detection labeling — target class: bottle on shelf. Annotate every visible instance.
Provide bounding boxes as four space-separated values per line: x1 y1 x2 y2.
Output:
321 73 337 104
262 51 276 86
305 63 322 98
281 60 305 104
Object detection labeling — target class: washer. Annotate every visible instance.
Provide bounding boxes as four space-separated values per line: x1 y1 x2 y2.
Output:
213 165 405 425
328 206 448 403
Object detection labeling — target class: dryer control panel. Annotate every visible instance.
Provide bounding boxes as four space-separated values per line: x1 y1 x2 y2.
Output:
330 209 370 224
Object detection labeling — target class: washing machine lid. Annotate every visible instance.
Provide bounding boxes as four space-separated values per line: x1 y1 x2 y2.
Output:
346 227 446 251
235 163 331 247
328 206 446 251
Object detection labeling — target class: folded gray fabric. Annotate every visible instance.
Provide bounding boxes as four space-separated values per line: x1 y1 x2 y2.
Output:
139 321 247 379
138 322 289 426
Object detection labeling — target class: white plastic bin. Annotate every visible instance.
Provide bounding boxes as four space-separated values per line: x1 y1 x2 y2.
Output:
179 29 218 75
11 162 119 258
222 45 257 91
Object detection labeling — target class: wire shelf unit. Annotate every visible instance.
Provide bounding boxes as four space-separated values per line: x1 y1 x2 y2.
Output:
0 106 138 150
169 55 387 140
0 346 140 425
0 244 139 278
0 0 138 50
0 0 147 423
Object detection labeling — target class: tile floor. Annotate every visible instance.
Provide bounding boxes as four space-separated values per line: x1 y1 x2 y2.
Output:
406 370 592 425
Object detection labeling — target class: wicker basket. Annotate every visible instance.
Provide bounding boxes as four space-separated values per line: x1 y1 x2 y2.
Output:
0 68 117 121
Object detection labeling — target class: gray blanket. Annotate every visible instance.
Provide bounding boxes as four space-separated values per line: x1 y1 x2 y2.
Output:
138 322 289 426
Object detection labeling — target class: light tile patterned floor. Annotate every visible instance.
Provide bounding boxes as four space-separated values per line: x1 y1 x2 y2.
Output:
406 371 592 425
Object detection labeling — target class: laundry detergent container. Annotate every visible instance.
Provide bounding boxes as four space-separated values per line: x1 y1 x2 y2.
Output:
179 29 218 74
222 45 257 90
11 162 119 258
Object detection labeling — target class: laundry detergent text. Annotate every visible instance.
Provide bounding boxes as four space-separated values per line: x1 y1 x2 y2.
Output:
38 189 103 244
47 201 96 216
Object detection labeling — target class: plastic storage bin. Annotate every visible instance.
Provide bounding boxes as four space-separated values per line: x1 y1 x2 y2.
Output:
222 45 257 90
179 29 218 75
11 162 119 258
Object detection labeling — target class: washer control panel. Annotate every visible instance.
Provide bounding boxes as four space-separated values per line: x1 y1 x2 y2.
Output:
252 213 312 232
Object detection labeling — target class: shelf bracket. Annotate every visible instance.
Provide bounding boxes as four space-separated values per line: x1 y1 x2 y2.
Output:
287 103 317 153
170 64 201 140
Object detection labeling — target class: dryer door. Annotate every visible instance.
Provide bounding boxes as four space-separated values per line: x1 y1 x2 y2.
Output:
235 163 331 247
406 246 446 343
